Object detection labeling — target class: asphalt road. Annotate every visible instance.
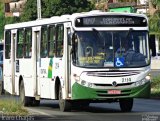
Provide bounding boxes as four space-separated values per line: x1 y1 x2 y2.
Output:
21 98 160 121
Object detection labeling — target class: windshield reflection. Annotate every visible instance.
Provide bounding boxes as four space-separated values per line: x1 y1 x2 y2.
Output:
73 30 149 68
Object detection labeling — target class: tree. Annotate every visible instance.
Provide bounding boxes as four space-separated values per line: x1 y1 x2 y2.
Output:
0 2 4 40
20 0 94 21
20 0 37 21
149 12 160 35
151 0 160 9
149 0 160 35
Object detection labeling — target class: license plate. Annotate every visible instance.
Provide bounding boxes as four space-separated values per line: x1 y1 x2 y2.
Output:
108 90 121 94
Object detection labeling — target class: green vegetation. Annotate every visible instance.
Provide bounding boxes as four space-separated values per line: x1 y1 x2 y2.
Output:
149 0 160 35
151 75 160 98
0 98 28 115
20 0 94 21
0 2 4 40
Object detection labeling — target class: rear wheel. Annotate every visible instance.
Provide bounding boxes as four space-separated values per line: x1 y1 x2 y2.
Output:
19 81 32 106
59 85 71 112
119 98 133 112
32 98 40 106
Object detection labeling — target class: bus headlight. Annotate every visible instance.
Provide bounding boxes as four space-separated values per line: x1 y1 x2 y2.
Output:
134 75 150 87
80 80 93 88
145 75 151 81
73 74 80 82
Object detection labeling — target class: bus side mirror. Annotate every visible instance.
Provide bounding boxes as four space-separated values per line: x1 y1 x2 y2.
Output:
68 36 71 46
67 28 72 46
71 33 78 49
70 33 76 55
149 35 156 57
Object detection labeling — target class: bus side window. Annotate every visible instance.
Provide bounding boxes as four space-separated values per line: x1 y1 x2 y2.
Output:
48 25 56 58
24 28 32 58
41 26 48 58
56 24 64 57
5 30 11 59
17 29 25 58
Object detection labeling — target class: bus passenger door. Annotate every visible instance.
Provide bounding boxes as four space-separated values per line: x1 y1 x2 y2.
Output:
64 23 72 98
33 27 41 97
11 31 16 95
4 30 16 94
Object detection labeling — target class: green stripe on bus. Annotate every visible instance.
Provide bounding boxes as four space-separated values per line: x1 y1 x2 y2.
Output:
72 82 151 100
48 58 53 78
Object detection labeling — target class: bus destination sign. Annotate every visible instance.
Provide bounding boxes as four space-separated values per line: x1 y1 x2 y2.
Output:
75 15 147 27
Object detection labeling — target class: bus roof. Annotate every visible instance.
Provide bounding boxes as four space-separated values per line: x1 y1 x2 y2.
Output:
5 17 70 30
5 11 148 30
70 10 147 19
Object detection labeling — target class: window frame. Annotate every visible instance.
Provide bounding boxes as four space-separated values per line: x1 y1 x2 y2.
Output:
40 26 48 58
48 25 56 58
24 28 32 58
5 30 11 59
16 28 25 58
55 24 64 57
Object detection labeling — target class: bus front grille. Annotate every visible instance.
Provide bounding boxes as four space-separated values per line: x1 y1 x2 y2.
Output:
94 82 134 87
87 71 140 77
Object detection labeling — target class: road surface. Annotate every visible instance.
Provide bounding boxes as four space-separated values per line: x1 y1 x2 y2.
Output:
22 98 160 121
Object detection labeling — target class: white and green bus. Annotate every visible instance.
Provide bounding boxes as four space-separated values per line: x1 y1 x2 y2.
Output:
4 11 151 112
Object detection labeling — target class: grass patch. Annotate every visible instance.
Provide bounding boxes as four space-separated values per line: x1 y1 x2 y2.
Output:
0 98 28 115
151 75 160 98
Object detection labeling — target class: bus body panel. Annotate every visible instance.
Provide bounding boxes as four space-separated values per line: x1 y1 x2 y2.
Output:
3 59 12 94
15 59 35 97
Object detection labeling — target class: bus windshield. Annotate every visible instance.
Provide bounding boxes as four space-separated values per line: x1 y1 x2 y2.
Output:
73 30 149 68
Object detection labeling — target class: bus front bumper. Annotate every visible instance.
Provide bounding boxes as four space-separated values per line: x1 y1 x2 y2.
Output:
72 82 151 100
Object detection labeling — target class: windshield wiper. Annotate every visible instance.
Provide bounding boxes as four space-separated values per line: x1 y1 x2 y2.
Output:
125 28 133 41
92 28 105 47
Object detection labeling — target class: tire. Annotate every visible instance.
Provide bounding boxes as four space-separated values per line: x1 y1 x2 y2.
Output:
119 98 133 112
32 98 40 106
80 102 90 107
19 81 32 106
58 85 71 112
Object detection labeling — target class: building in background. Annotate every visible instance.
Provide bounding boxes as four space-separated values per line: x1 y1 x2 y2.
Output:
3 0 27 17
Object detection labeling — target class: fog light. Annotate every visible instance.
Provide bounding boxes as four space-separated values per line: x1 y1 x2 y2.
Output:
88 82 93 88
134 80 142 86
81 80 86 86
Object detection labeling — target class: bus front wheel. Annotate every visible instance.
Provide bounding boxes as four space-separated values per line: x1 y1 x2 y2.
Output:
20 81 32 106
119 98 133 112
58 85 71 112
